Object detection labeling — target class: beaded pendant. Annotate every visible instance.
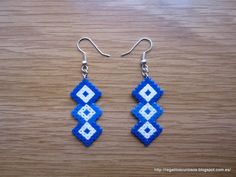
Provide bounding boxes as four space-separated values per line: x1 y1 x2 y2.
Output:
70 79 102 147
131 77 164 146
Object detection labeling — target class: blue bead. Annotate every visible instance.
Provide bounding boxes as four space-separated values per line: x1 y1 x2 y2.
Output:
70 79 102 147
131 77 164 146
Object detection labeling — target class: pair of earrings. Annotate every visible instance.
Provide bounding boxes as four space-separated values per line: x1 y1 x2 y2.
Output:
70 37 164 147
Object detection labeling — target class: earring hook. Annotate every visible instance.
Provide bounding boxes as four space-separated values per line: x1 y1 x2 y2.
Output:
76 37 110 79
76 37 110 64
121 37 153 78
121 37 153 64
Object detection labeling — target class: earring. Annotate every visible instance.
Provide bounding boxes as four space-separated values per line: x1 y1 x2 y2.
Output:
70 37 110 146
121 38 164 146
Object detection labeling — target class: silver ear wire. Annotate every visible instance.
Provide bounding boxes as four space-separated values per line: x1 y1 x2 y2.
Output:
76 37 110 78
121 37 153 78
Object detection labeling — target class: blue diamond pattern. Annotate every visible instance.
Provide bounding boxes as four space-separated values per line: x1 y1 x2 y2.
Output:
132 102 163 123
71 103 102 123
132 121 163 146
131 77 164 146
70 79 102 147
70 79 101 104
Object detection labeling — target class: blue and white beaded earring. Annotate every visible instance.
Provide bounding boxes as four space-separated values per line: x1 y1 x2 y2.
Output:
70 37 110 147
121 38 164 146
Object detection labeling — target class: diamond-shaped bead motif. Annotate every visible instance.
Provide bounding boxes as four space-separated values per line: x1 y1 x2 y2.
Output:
78 122 97 140
70 79 102 147
138 121 157 139
139 103 157 120
71 79 101 104
131 77 164 146
77 104 96 121
139 84 157 102
76 85 95 103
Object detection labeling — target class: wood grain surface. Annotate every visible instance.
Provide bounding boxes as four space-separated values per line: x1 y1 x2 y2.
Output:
0 0 236 177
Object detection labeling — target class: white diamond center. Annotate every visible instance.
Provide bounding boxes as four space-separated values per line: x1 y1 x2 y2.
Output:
77 104 96 121
78 122 96 140
139 103 157 120
76 85 95 103
139 84 157 102
138 122 157 139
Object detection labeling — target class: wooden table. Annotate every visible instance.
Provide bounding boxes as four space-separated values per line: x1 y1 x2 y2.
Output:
0 0 235 177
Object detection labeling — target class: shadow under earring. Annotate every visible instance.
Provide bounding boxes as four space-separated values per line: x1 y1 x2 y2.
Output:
121 38 164 146
70 37 110 147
